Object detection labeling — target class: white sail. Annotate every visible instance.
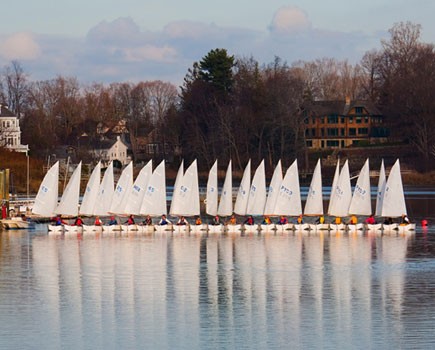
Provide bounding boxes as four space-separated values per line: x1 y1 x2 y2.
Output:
56 162 82 216
217 160 233 217
348 158 372 215
381 159 407 217
206 160 218 216
246 160 266 216
109 162 133 215
169 160 184 216
328 159 352 217
375 159 386 217
32 161 59 217
273 159 302 216
124 160 153 215
79 161 101 215
140 160 167 216
327 159 340 214
93 161 114 216
170 160 200 217
234 160 251 216
304 159 323 215
264 160 282 216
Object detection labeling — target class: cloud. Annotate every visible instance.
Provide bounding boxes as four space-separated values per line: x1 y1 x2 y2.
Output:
0 12 384 86
0 32 41 60
269 6 311 35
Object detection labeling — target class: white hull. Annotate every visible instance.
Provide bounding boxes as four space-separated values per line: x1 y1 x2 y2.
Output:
136 225 155 234
64 224 82 234
329 223 346 232
397 223 416 234
275 223 293 233
347 223 364 232
1 218 33 230
260 224 275 232
382 223 398 234
366 223 383 232
82 224 103 233
208 224 223 233
155 224 172 233
102 225 122 233
48 224 63 234
226 224 242 233
308 223 329 232
190 224 206 233
294 223 310 232
243 224 258 233
173 225 188 234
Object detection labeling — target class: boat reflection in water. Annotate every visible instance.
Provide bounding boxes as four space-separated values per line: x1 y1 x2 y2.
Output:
2 226 434 349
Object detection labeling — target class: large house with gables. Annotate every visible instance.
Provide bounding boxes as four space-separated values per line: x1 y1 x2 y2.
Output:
303 97 388 149
0 103 29 154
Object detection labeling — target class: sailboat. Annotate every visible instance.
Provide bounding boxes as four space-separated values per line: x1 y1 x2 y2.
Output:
58 162 82 233
368 160 386 232
205 160 222 233
304 159 327 232
328 159 352 231
381 159 415 233
32 161 60 233
80 161 102 233
262 160 282 232
170 160 201 233
347 159 371 232
273 159 303 232
124 160 153 233
214 160 233 233
327 159 340 216
230 160 251 232
244 160 266 233
140 160 168 233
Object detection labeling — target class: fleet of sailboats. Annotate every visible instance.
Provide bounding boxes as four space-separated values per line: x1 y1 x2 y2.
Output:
31 157 416 235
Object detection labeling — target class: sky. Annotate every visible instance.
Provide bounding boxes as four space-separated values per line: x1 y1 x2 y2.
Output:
0 0 434 87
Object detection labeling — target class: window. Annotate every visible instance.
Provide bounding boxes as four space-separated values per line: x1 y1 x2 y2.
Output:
340 128 345 136
349 116 353 123
321 140 325 148
311 128 316 136
306 140 313 147
355 107 363 114
349 128 356 136
358 128 368 135
312 117 315 124
321 128 325 136
326 140 339 147
320 117 325 124
341 117 345 123
327 115 338 124
356 116 362 124
364 116 369 123
341 140 345 148
327 128 339 136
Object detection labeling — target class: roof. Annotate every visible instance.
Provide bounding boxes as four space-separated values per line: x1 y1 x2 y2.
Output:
0 104 16 118
304 99 382 116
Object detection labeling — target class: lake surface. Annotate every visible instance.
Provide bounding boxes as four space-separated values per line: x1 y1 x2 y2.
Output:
1 193 435 349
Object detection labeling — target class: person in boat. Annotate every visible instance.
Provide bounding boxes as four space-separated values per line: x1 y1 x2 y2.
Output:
401 214 410 225
335 217 342 225
277 216 288 225
176 216 188 225
54 215 67 226
125 215 135 225
297 215 304 224
228 214 237 225
384 217 393 225
108 216 118 225
212 215 221 225
244 215 254 225
348 215 357 225
20 213 27 222
195 216 202 225
365 215 376 225
159 214 171 225
262 216 272 225
143 215 153 226
94 216 103 226
74 216 84 226
315 215 325 224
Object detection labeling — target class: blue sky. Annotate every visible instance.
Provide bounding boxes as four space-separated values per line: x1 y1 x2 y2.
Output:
1 1 434 86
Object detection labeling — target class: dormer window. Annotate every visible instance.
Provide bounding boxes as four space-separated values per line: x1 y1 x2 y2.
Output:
355 107 363 114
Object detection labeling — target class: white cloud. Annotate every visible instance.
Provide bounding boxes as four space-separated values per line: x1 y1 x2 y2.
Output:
269 6 311 34
121 45 178 62
0 32 41 60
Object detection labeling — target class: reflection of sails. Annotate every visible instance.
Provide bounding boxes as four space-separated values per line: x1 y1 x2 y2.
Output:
265 234 302 347
32 237 62 348
379 235 407 333
169 234 201 348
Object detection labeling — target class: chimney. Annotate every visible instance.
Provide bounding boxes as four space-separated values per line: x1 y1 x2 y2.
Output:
345 96 351 105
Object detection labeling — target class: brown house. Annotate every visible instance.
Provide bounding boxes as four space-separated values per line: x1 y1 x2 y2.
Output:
303 97 388 149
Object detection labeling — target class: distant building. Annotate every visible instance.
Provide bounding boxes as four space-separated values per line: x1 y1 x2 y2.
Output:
91 135 129 166
0 103 29 154
303 97 388 149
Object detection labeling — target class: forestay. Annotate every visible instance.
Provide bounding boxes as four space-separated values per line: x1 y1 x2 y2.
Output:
32 161 59 217
273 159 302 216
140 160 167 216
109 161 133 215
170 159 200 217
328 160 352 217
206 160 218 216
263 160 282 216
124 160 152 215
234 160 251 216
246 160 266 216
93 161 114 216
304 159 323 216
375 159 386 217
56 161 82 216
348 158 371 216
217 160 233 217
381 159 407 217
327 159 340 215
79 161 101 216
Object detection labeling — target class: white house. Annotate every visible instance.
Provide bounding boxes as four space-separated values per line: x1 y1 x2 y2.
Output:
0 104 29 154
91 135 129 166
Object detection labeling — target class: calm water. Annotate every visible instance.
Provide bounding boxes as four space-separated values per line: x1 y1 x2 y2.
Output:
1 195 435 349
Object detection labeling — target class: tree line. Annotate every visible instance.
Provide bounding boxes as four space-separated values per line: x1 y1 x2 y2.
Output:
1 21 435 173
